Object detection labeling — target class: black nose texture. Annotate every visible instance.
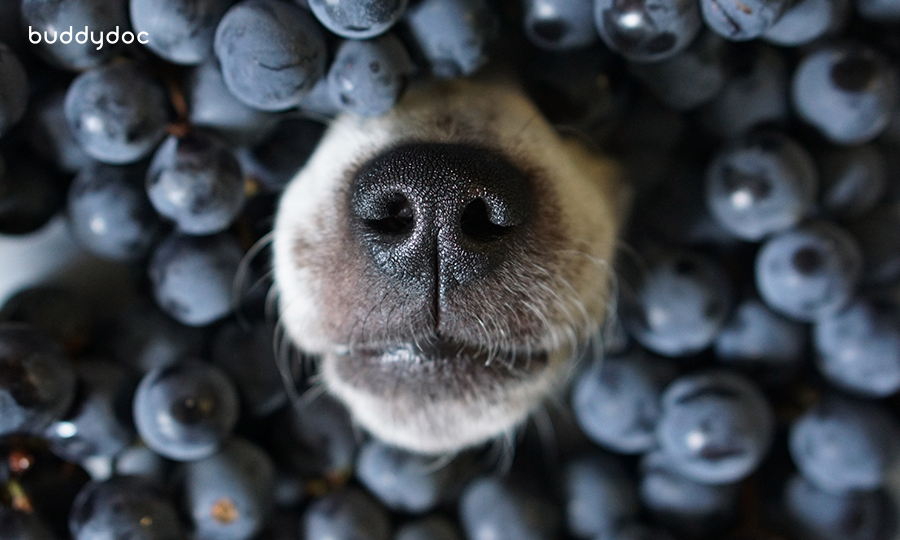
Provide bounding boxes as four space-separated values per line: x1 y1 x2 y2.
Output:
350 143 534 294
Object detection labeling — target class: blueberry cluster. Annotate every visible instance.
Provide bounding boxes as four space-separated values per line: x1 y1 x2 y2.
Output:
1 0 900 539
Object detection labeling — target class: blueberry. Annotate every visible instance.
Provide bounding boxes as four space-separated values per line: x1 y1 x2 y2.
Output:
107 300 208 374
784 473 898 540
0 151 66 236
761 0 850 46
303 487 391 540
237 117 326 192
611 524 677 540
214 0 327 111
813 298 900 397
571 348 676 453
22 0 128 71
755 221 863 321
25 90 92 174
186 60 281 146
308 0 408 39
0 324 76 437
656 370 775 484
147 232 245 326
705 131 818 241
620 248 733 356
459 477 560 540
714 298 806 380
789 393 900 493
857 0 900 22
699 0 792 40
327 34 413 118
0 43 28 137
68 476 187 540
181 438 275 540
113 444 170 484
699 44 790 137
356 440 476 513
64 63 171 165
849 204 900 286
594 0 702 62
639 451 740 538
130 0 233 65
818 144 887 221
562 454 639 538
522 0 597 51
67 161 162 262
133 360 240 461
210 320 286 417
628 30 728 110
792 42 900 145
44 359 136 463
0 506 54 540
146 131 246 235
404 0 497 78
0 285 95 357
395 516 463 540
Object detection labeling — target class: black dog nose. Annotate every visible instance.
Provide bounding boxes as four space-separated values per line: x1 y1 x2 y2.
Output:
350 143 533 290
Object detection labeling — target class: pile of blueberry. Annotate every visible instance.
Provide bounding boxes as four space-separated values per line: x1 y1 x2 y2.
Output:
1 0 900 539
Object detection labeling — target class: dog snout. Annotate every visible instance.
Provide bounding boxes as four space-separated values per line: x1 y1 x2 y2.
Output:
349 142 534 293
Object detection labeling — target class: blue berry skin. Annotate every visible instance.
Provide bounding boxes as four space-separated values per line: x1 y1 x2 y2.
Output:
714 298 806 379
792 42 900 145
307 0 408 39
0 286 95 357
813 299 900 397
404 0 497 78
459 477 560 540
68 476 187 540
327 34 413 118
0 151 66 236
572 349 676 454
395 516 463 540
303 487 391 540
64 63 171 165
699 0 791 41
182 438 275 540
705 131 818 242
130 0 233 65
628 30 728 110
108 300 208 374
789 393 900 493
784 474 898 540
187 60 280 146
133 360 240 461
612 524 677 540
26 90 92 174
639 451 740 538
113 444 170 484
621 248 733 357
656 370 775 484
214 0 327 112
0 43 28 137
755 221 863 321
562 454 638 538
356 440 475 514
148 232 245 327
210 320 286 417
699 44 790 138
818 144 887 221
22 0 128 71
67 161 162 262
0 506 54 540
762 0 849 46
0 324 76 437
522 0 597 51
237 117 326 192
857 0 900 21
594 0 701 63
45 359 136 463
146 132 246 235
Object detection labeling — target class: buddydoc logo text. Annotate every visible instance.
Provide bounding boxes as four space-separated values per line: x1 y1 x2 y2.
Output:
29 26 148 50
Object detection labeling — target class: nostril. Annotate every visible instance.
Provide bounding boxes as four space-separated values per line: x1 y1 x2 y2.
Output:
460 198 512 241
365 193 414 235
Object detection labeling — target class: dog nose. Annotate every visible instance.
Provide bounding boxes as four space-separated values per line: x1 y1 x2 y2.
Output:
350 143 533 289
